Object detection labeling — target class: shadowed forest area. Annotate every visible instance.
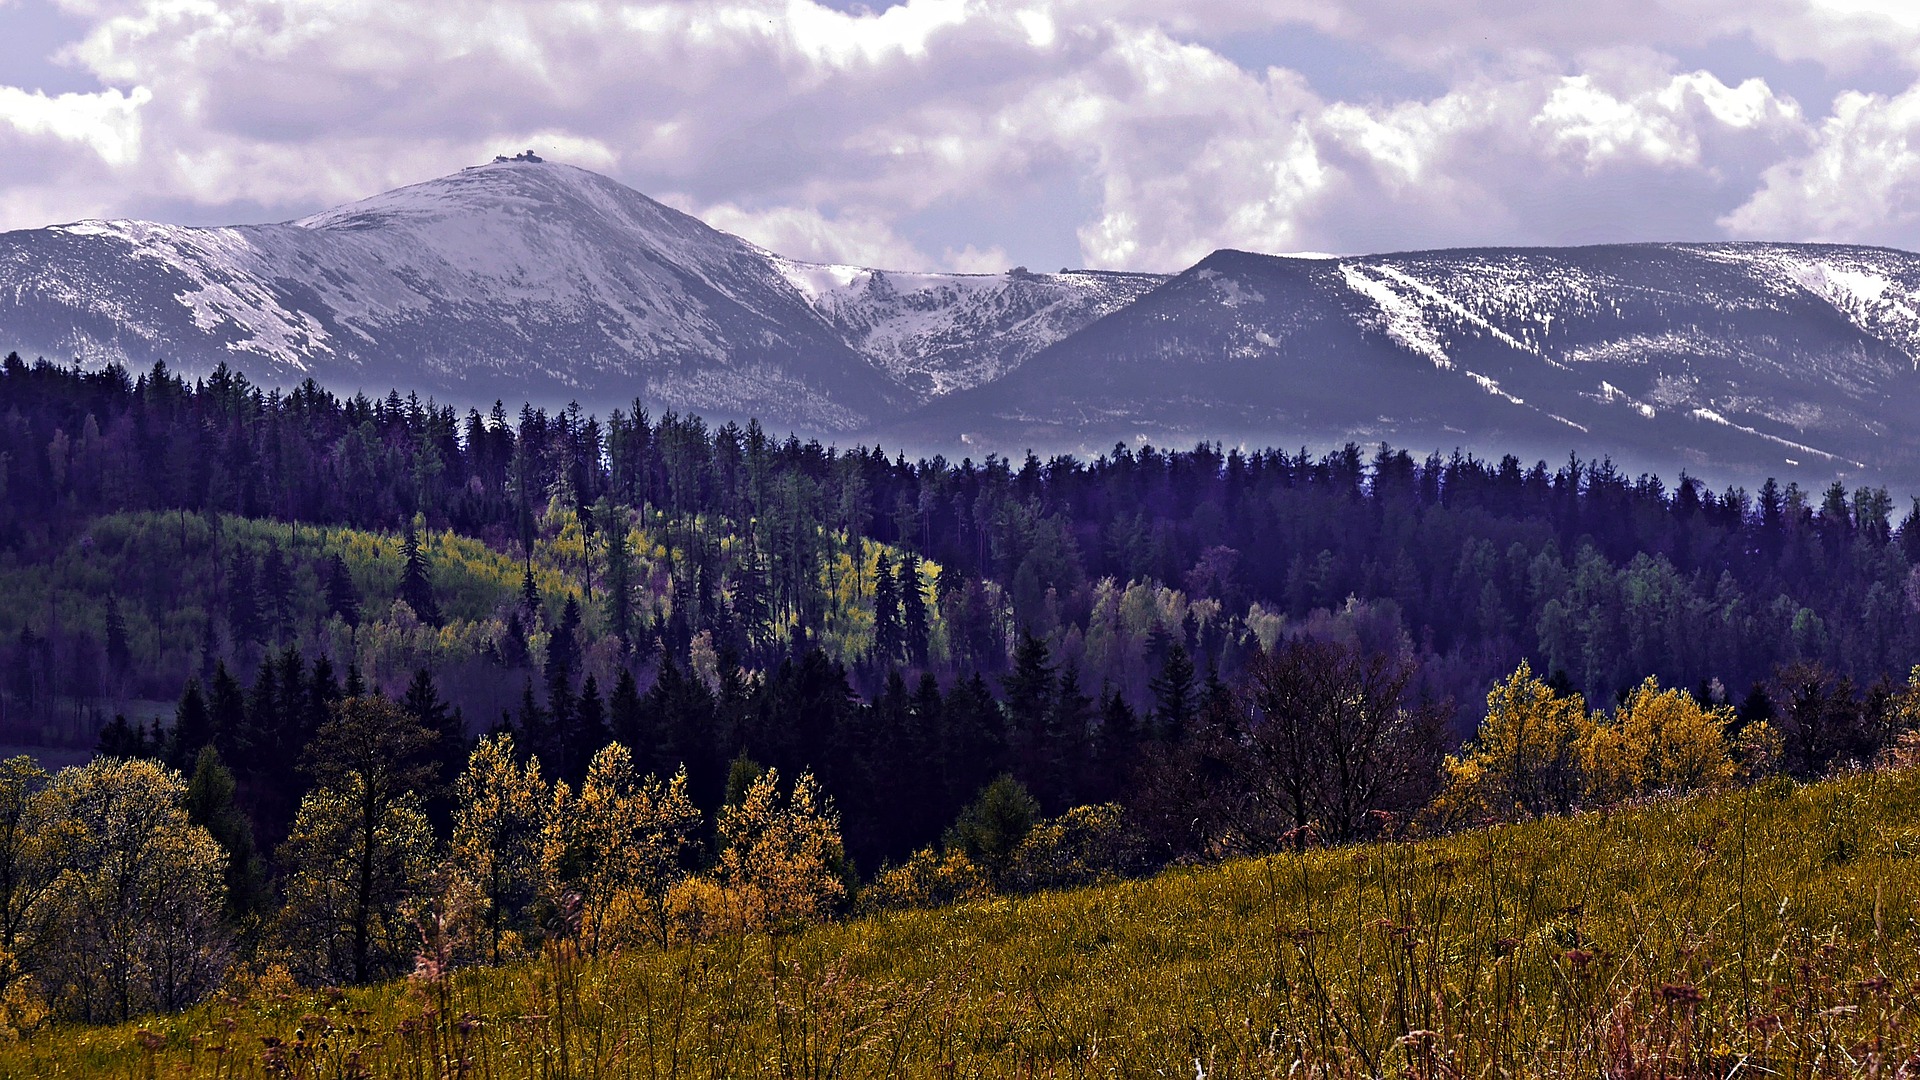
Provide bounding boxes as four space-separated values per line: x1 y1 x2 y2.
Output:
1 351 1920 1049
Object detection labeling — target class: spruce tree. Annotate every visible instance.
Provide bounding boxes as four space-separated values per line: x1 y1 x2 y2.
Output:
401 668 465 835
567 673 610 783
898 553 929 665
1001 632 1056 790
95 715 149 759
169 677 213 769
872 551 901 662
260 543 293 641
397 521 441 626
603 511 634 654
186 745 267 920
1150 643 1198 744
228 548 262 647
324 552 360 631
608 667 648 765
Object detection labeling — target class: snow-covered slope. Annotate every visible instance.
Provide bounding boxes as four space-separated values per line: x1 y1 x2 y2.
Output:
773 259 1162 396
0 159 1159 429
914 243 1920 489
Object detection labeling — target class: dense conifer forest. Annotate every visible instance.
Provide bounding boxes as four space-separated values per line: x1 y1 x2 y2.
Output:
2 350 1919 1028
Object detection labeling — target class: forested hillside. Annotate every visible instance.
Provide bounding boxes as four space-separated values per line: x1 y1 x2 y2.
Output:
2 350 1920 1030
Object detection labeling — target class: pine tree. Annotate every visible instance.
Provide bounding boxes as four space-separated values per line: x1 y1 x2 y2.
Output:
609 667 648 765
1149 644 1197 743
397 521 441 626
401 668 466 836
545 596 583 758
500 611 531 668
95 715 150 759
186 745 267 920
945 774 1039 887
206 663 247 766
899 552 930 665
520 566 542 622
514 678 553 767
259 543 293 641
1001 632 1056 792
872 551 901 662
169 677 213 769
324 552 360 631
227 549 262 647
603 511 634 654
567 674 610 783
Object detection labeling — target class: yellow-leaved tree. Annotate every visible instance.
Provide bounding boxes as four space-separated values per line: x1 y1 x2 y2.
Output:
450 734 554 963
33 757 229 1022
1438 661 1591 822
1580 677 1738 802
715 768 846 932
549 745 701 952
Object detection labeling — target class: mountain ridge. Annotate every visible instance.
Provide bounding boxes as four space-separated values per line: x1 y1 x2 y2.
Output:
4 160 1920 490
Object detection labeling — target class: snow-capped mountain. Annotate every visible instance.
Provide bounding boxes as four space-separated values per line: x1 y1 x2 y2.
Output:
912 244 1920 490
6 158 1920 488
0 158 1159 428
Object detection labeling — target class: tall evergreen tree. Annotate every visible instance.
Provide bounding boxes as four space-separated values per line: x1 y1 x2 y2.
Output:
324 552 360 631
602 508 634 654
169 677 213 769
186 745 267 920
566 673 610 783
873 551 902 662
397 521 441 626
400 668 466 835
899 552 930 665
1150 644 1198 744
259 543 294 641
103 593 131 682
608 667 648 765
227 549 262 647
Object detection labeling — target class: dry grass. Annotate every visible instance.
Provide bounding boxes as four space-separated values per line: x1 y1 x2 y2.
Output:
9 768 1920 1078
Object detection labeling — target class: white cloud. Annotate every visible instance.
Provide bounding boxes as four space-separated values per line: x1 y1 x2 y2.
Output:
0 0 1912 268
1723 86 1920 243
0 84 146 164
694 201 936 269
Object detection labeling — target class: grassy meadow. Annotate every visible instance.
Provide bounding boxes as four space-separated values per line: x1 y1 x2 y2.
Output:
8 766 1920 1078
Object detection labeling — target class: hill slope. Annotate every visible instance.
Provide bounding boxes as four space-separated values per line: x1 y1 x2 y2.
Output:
12 767 1918 1075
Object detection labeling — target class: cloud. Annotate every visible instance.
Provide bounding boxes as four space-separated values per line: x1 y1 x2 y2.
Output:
692 200 936 268
0 0 1914 268
1723 86 1920 244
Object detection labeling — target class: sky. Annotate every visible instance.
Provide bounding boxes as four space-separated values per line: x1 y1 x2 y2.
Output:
5 1 1920 274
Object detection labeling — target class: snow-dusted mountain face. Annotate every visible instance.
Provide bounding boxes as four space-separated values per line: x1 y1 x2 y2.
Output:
773 259 1162 397
0 159 1157 429
912 244 1920 491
